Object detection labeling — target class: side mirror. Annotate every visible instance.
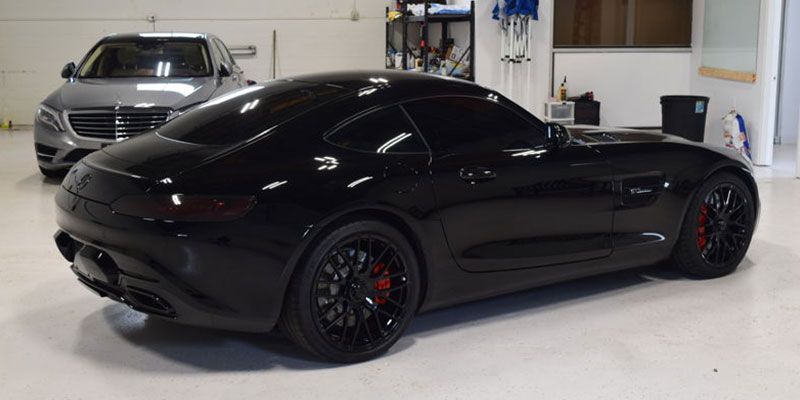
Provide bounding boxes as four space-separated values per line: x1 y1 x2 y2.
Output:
545 123 572 149
218 63 232 77
61 62 76 79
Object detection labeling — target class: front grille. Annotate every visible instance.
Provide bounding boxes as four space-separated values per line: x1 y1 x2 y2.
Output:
68 108 170 139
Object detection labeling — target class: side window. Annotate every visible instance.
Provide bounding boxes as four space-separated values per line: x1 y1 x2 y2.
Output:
403 97 545 154
325 106 427 154
213 38 235 66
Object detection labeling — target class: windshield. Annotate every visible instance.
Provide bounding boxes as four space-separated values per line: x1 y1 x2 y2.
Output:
78 39 212 78
157 80 349 146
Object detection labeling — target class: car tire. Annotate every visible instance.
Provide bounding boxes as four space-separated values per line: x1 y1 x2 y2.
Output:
671 172 755 278
279 219 421 363
39 166 66 179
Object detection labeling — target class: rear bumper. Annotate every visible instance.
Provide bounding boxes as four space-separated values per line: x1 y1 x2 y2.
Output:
54 186 291 332
56 229 229 326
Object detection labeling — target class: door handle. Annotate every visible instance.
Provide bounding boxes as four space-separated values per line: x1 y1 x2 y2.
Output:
459 166 497 182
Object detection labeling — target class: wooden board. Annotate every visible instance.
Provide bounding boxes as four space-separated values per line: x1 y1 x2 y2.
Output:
699 67 757 83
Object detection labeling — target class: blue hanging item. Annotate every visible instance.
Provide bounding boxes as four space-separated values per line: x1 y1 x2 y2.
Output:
493 0 538 20
518 0 539 20
492 0 504 20
504 0 520 17
493 0 537 108
492 0 539 21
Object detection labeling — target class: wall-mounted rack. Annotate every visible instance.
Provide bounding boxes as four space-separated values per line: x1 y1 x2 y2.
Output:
386 1 475 82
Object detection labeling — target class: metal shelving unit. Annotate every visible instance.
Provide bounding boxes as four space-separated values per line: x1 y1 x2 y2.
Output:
386 1 475 82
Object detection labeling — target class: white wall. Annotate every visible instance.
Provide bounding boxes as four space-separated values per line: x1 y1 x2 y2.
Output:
689 0 783 165
6 0 774 137
778 0 800 144
471 0 690 127
553 51 692 127
0 0 384 125
466 0 553 118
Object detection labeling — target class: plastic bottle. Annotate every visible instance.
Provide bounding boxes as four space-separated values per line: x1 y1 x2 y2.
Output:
559 76 568 101
0 105 7 129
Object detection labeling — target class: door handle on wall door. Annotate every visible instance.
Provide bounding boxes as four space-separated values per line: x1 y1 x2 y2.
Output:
459 166 497 183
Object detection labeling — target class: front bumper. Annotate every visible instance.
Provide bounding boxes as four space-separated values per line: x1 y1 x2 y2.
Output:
34 119 120 171
54 185 289 332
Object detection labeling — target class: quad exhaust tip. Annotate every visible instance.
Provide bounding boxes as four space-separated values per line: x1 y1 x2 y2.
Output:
53 230 77 262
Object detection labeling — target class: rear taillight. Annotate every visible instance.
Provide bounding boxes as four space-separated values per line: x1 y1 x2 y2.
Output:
110 194 256 222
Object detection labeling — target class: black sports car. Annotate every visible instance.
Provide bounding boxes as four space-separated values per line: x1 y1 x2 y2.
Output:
54 71 759 362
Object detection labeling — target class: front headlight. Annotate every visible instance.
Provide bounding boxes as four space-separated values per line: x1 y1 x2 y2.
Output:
166 109 183 122
36 104 65 132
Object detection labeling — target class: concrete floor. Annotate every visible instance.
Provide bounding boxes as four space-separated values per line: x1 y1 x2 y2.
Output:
2 130 799 399
757 143 799 180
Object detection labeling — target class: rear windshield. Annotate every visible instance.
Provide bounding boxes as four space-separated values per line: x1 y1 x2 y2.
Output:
157 80 348 145
78 39 211 78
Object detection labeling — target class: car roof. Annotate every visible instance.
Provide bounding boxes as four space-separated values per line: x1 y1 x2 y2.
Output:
288 70 479 90
102 32 210 42
287 70 492 103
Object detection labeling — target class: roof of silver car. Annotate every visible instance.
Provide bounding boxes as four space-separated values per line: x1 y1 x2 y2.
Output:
103 32 209 41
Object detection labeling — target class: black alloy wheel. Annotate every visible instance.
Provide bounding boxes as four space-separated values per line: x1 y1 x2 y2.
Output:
672 172 755 278
312 234 411 352
696 183 752 266
280 219 420 362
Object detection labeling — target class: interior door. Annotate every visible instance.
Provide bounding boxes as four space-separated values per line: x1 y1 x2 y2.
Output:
403 97 614 272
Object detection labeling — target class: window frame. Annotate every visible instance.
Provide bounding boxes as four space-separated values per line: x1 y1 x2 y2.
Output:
76 39 214 79
398 95 547 156
552 0 693 49
322 104 432 156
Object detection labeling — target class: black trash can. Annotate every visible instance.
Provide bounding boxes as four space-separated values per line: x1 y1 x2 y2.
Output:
660 95 710 142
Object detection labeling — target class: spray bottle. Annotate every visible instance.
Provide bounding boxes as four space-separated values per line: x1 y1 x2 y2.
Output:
559 76 568 102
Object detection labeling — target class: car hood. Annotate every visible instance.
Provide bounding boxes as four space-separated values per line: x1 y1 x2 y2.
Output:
568 125 753 171
568 125 676 144
44 77 219 111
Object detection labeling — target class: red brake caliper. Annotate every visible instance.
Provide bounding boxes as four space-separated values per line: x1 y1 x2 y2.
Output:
371 262 391 305
697 203 709 250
